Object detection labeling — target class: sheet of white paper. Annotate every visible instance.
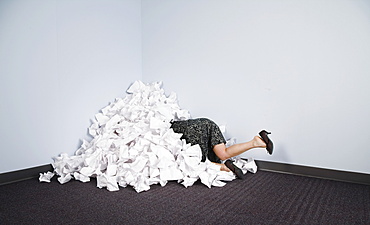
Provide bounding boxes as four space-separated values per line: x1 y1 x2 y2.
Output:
58 173 72 184
39 171 54 182
74 172 90 182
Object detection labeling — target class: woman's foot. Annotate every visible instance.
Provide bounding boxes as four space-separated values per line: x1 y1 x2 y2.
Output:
253 136 267 148
220 163 231 172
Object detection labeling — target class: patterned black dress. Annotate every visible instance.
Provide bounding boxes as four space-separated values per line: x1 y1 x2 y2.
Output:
170 118 226 163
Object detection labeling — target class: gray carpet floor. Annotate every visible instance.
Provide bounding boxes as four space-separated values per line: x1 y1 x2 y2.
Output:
0 170 369 225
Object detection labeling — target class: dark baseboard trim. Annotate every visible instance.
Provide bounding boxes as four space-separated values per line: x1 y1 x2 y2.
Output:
0 164 53 186
254 160 370 186
1 161 369 186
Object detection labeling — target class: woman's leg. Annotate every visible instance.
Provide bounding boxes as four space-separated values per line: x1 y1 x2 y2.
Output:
213 162 231 172
212 136 266 161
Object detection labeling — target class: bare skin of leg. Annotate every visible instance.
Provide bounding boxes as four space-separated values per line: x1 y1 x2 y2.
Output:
213 162 231 172
212 136 267 171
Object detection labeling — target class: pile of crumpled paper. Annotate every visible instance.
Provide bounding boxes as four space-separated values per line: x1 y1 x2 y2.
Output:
39 80 257 192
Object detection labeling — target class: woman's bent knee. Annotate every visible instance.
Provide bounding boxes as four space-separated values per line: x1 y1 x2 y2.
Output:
213 143 229 161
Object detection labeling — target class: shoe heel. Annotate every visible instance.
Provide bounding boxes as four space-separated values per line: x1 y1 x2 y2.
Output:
259 130 271 135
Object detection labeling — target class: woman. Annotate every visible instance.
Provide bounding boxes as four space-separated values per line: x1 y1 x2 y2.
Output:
170 118 273 179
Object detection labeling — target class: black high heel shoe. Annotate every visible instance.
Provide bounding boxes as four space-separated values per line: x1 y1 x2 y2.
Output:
225 160 244 179
259 130 273 155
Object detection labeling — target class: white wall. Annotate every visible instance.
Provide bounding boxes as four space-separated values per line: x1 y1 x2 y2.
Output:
1 0 369 175
142 0 370 174
0 0 142 173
